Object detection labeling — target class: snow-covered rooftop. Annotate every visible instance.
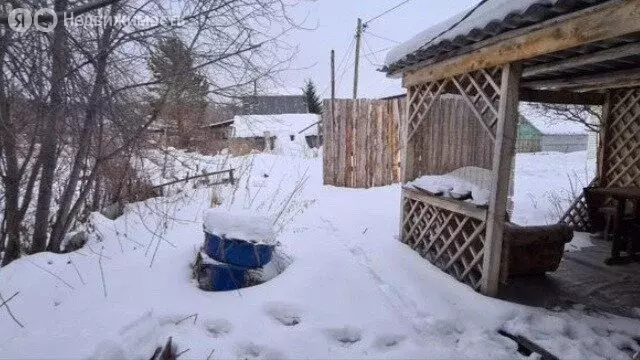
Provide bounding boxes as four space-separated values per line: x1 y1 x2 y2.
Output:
231 114 320 138
384 0 607 74
520 104 589 136
254 87 303 97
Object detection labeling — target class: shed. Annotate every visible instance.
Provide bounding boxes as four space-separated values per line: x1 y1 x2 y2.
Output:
383 0 640 298
517 104 589 153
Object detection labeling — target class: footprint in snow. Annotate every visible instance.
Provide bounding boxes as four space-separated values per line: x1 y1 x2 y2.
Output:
235 341 284 360
205 318 233 338
264 302 301 327
326 326 362 346
373 334 405 350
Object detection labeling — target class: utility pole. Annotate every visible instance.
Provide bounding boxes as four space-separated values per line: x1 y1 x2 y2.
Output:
331 49 335 121
352 18 363 100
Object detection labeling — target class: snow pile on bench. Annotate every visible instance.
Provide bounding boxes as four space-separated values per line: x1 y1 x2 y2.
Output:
203 209 276 244
408 166 492 206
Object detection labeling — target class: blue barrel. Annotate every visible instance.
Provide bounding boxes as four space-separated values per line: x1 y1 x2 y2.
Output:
196 261 249 291
204 231 275 268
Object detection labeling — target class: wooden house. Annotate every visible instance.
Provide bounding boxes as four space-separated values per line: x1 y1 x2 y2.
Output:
516 104 589 153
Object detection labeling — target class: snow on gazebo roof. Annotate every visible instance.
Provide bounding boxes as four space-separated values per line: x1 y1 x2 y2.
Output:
383 0 609 75
520 104 590 136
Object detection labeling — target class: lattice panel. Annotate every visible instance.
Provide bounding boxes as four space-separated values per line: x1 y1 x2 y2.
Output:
401 194 487 290
407 79 449 140
603 87 640 187
558 178 598 232
406 67 503 142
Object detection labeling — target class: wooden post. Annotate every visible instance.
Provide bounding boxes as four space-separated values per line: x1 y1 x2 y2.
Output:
331 49 336 120
400 87 414 184
352 18 363 100
597 91 612 186
398 87 413 242
264 131 272 152
482 62 522 296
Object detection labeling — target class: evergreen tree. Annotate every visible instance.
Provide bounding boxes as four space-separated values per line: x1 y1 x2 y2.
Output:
148 37 209 147
302 79 322 115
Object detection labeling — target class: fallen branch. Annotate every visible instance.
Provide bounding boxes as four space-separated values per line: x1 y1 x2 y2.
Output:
98 247 107 298
175 348 190 358
26 259 75 290
0 291 19 309
175 313 198 325
0 291 24 328
150 169 236 190
68 256 86 285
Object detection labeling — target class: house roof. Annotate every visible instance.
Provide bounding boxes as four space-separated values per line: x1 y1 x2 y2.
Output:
383 0 610 75
202 119 234 129
231 114 320 138
244 87 303 97
519 104 589 136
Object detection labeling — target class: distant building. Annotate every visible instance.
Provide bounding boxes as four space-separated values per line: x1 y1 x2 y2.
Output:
231 113 321 154
196 114 321 156
241 88 307 115
516 104 590 153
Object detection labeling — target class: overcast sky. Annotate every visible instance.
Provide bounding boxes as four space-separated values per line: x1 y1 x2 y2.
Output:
277 0 478 99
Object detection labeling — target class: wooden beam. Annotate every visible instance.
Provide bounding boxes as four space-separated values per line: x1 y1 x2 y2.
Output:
399 88 414 242
402 187 487 221
519 89 604 105
522 42 640 78
598 92 613 185
482 63 522 297
403 0 640 87
522 67 640 91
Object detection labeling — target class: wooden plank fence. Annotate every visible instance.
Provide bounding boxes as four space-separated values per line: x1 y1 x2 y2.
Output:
323 98 404 188
323 95 494 188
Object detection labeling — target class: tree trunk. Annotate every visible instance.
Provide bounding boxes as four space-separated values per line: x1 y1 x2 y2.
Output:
0 33 23 266
47 6 114 252
31 0 69 253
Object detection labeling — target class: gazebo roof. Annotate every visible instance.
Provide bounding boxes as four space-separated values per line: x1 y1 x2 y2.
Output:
383 0 610 75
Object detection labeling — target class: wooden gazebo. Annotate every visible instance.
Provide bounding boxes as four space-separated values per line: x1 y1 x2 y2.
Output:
384 0 640 296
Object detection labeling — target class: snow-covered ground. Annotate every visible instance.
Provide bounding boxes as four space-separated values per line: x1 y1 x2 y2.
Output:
1 150 638 360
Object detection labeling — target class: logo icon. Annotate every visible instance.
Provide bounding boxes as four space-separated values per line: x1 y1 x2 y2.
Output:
7 8 58 33
8 8 33 32
34 8 57 33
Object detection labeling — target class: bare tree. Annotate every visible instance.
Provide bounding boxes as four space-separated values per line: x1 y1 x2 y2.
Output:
0 0 308 265
526 103 602 133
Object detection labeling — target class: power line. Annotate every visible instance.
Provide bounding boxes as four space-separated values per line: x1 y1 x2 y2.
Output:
362 35 382 67
335 45 355 94
320 37 355 96
364 45 395 57
365 31 401 44
414 0 491 50
364 0 416 25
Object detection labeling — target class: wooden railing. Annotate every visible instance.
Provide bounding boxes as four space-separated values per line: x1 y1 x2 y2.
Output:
401 187 488 290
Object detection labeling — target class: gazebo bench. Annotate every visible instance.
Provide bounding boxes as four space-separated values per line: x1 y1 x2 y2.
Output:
501 223 574 277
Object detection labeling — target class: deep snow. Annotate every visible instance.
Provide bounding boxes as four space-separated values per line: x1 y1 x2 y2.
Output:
1 149 638 360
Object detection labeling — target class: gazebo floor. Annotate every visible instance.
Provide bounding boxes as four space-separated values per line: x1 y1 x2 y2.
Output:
499 233 640 318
